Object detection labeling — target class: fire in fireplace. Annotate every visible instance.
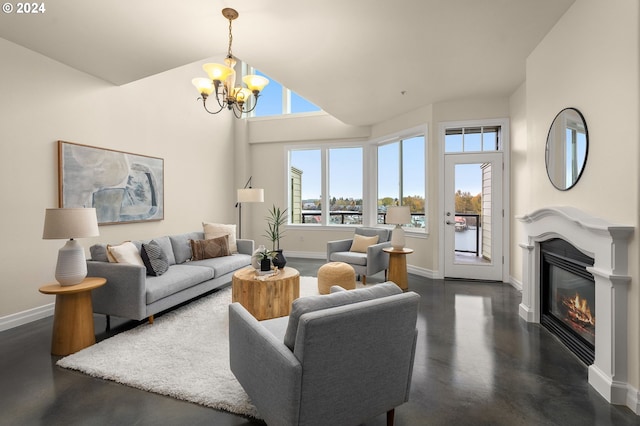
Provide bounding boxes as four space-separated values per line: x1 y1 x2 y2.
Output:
540 238 595 365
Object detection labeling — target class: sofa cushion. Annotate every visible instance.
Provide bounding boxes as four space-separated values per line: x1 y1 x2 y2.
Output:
283 282 403 351
169 232 203 264
141 241 170 276
188 253 252 277
349 234 379 253
190 235 230 260
151 236 176 266
107 242 145 266
145 264 215 304
90 244 109 262
329 251 368 266
203 222 238 253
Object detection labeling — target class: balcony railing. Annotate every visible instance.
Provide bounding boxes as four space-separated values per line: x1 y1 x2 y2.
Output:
298 211 425 228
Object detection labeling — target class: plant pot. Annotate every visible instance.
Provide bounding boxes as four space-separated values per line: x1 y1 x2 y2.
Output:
260 258 271 272
252 245 266 269
272 249 287 269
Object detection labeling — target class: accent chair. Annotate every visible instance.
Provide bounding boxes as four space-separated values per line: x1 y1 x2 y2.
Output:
326 227 391 284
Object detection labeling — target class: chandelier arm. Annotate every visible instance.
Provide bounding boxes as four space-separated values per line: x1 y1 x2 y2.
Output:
201 97 225 114
242 95 261 114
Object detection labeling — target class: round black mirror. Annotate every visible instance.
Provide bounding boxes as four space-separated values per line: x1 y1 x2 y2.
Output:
545 108 588 190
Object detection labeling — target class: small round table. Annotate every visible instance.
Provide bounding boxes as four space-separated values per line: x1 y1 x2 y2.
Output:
383 248 414 291
39 277 106 356
232 267 300 320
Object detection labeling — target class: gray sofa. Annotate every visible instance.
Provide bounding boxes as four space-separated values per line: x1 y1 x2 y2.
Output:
87 231 253 323
229 282 420 426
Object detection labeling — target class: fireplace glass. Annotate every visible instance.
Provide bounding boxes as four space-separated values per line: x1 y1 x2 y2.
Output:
540 238 595 364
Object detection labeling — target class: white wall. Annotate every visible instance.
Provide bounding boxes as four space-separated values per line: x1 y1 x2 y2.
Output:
0 38 236 323
514 0 640 396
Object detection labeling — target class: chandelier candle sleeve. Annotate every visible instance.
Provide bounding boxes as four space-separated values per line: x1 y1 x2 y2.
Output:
192 8 269 118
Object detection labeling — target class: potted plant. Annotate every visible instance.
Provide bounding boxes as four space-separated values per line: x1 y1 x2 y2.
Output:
263 205 288 268
255 247 275 272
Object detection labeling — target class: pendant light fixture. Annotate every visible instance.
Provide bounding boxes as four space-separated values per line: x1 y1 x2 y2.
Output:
192 8 269 118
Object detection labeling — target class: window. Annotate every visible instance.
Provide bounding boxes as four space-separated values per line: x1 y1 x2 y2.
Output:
289 146 363 225
377 135 426 230
445 126 501 153
248 68 321 117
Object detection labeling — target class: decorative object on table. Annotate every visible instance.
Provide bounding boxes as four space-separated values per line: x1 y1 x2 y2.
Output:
235 176 264 239
251 244 267 269
386 205 412 250
42 208 100 286
191 8 269 118
263 205 288 268
58 141 164 225
255 248 275 272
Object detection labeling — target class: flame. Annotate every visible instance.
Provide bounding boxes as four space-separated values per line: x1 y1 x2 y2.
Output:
562 293 595 327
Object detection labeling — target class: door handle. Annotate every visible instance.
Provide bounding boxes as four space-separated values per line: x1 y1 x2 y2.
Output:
446 220 454 225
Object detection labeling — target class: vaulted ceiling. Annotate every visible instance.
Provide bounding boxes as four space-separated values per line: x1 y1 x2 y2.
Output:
0 0 575 126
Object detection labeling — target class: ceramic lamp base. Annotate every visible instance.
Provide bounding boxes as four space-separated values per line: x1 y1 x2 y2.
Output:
55 239 88 286
390 225 406 250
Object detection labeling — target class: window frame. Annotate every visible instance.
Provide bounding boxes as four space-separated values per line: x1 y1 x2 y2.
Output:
284 125 428 236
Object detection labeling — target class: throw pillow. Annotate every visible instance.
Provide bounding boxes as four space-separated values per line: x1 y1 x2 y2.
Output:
203 222 238 253
140 241 170 276
349 234 379 253
107 241 145 266
190 235 230 261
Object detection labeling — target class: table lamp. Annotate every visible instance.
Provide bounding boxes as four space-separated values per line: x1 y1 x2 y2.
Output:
43 208 99 286
386 206 411 250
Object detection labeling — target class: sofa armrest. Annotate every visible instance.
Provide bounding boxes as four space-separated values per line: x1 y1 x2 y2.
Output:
236 239 254 255
229 303 302 426
326 239 352 262
87 261 147 321
366 241 392 275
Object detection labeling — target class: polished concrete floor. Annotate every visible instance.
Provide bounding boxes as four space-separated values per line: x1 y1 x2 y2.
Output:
2 258 639 425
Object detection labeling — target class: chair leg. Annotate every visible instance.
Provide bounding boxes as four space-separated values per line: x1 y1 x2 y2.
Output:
105 315 111 331
387 409 395 426
148 315 154 324
362 275 367 285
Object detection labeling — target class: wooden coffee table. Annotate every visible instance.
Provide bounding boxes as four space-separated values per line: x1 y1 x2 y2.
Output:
232 267 300 320
39 277 107 356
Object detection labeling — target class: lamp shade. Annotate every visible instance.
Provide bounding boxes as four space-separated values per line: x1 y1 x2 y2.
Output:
202 63 234 82
237 188 264 203
386 206 411 225
192 77 214 96
43 208 99 239
242 74 269 93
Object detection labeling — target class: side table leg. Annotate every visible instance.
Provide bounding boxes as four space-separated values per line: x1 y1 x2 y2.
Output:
51 291 96 356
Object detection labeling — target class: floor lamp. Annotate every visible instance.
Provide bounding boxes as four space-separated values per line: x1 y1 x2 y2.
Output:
236 177 264 239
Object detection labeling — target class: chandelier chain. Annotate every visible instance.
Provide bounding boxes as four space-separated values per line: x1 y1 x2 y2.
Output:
227 18 233 57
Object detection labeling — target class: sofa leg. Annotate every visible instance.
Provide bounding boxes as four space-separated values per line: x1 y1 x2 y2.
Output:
362 275 367 285
105 315 111 331
387 408 395 426
148 315 154 324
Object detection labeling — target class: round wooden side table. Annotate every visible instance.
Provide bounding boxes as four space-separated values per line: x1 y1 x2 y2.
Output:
383 247 414 291
232 267 300 320
39 277 106 356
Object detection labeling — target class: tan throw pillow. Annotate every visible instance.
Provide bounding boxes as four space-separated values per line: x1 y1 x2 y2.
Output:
107 241 145 266
203 222 237 253
349 234 379 253
190 235 230 260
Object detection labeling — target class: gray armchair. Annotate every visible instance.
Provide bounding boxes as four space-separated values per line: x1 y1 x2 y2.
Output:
327 227 391 284
229 283 419 426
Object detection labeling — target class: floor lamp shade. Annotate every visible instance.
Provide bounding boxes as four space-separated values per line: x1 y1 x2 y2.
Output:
43 208 99 286
237 188 264 203
386 206 411 250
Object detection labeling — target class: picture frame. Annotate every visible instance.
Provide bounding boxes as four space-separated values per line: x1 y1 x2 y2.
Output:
58 140 164 225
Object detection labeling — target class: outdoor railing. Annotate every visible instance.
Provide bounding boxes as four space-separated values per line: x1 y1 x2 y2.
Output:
454 213 481 256
299 211 426 228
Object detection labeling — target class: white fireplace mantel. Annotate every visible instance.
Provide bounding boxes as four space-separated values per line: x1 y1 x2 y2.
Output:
517 206 634 408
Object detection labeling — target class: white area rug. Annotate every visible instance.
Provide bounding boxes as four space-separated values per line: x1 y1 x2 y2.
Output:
57 276 324 418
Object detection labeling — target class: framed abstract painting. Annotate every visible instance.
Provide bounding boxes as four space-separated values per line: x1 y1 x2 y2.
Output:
58 141 164 225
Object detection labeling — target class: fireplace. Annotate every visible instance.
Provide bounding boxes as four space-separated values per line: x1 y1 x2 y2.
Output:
540 238 595 365
517 206 633 409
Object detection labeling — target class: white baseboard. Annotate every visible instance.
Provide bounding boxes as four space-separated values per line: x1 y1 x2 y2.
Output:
627 385 640 415
0 303 53 332
509 276 523 291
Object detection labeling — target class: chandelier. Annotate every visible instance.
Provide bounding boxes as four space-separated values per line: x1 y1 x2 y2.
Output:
192 8 269 118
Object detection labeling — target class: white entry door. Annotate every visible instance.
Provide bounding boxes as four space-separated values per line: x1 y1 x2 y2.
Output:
444 152 503 281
